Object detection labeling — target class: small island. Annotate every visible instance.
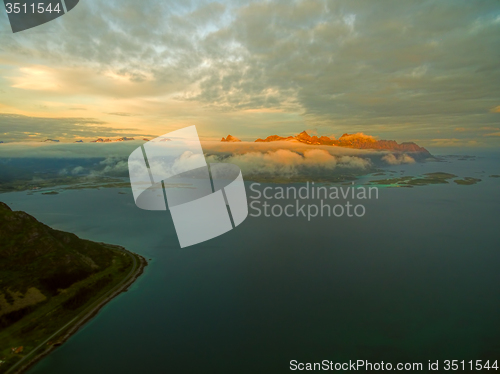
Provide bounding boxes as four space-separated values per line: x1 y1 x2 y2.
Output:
369 172 485 187
41 191 59 195
369 172 458 187
454 177 482 185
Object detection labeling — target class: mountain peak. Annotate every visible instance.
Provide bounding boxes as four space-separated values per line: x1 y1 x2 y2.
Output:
221 135 241 142
250 130 429 155
90 137 135 143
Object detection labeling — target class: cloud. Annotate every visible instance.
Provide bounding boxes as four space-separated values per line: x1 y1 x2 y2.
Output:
206 148 371 178
106 112 138 117
430 138 480 147
58 165 86 176
1 0 499 143
89 157 129 177
54 157 130 178
0 139 381 181
0 139 142 158
0 113 154 142
203 141 375 178
71 166 85 175
382 153 416 165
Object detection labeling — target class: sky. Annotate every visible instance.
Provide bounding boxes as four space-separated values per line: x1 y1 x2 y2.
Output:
0 0 499 147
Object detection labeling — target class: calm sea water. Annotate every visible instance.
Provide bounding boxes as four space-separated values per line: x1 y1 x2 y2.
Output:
2 152 499 373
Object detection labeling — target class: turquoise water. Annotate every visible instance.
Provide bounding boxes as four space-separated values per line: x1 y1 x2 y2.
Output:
2 153 499 373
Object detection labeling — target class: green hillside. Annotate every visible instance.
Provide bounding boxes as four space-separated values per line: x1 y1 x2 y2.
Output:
0 202 143 373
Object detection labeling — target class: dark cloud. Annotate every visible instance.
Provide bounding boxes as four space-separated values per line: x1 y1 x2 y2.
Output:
197 0 500 137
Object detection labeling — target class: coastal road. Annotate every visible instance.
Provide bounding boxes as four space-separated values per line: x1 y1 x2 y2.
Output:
5 247 142 374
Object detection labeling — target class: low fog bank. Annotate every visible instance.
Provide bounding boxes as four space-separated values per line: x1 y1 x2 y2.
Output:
0 140 143 159
0 140 426 183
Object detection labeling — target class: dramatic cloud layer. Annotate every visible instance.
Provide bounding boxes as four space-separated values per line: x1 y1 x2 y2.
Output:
207 149 372 177
0 141 387 179
0 0 499 146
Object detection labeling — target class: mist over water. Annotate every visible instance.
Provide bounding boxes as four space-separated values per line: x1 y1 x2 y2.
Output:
1 153 498 373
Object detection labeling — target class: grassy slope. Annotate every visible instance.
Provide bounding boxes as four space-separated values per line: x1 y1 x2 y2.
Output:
0 202 140 373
